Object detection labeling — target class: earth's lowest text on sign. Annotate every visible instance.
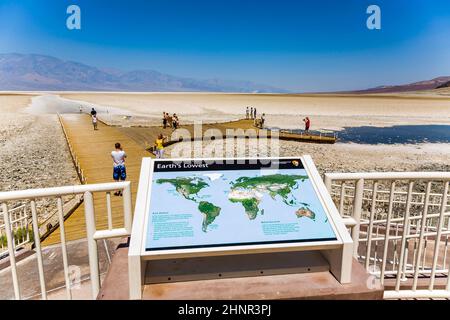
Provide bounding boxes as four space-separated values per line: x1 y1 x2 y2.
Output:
145 158 337 251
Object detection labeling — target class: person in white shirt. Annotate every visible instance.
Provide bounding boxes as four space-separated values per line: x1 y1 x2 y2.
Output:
111 143 127 196
92 115 98 130
260 113 266 128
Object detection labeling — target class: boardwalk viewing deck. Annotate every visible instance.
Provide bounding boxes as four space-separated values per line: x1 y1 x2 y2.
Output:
43 114 149 245
43 114 335 245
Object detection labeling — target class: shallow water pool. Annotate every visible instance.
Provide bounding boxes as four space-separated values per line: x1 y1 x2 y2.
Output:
336 125 450 144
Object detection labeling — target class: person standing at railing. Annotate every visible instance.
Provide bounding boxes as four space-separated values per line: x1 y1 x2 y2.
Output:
111 142 127 196
303 117 310 133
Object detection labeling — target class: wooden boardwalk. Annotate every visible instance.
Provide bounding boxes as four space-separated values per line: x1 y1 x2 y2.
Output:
117 119 336 151
43 115 335 246
43 114 149 246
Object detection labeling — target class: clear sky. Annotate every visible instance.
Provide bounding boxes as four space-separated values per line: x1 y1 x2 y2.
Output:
1 0 450 92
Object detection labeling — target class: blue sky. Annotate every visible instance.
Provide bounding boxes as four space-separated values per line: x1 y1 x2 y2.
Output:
1 0 450 92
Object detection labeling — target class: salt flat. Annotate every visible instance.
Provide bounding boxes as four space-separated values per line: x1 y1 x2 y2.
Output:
0 91 449 193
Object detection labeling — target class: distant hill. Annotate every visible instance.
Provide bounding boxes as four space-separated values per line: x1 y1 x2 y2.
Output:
348 76 450 94
436 80 450 89
0 53 288 93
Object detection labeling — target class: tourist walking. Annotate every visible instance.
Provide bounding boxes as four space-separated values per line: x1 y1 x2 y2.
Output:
172 113 179 130
303 117 311 132
163 112 168 129
250 107 254 120
79 106 83 113
154 134 166 159
253 107 257 119
92 115 98 130
111 143 127 196
246 107 250 119
90 107 97 117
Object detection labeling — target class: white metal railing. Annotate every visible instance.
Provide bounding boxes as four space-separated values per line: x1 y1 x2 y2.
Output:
324 172 450 299
0 182 132 300
279 128 337 139
0 204 30 256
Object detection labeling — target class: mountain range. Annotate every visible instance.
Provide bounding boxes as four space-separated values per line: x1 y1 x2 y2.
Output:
347 76 450 94
1 53 449 94
0 53 288 93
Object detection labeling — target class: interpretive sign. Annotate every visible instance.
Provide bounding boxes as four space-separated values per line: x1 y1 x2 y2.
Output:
145 158 337 251
129 156 353 299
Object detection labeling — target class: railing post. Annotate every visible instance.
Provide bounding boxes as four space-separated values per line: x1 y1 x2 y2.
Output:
30 200 47 300
57 197 73 300
83 191 100 299
412 181 432 291
429 181 449 290
324 175 332 193
352 179 364 257
2 203 21 299
365 181 378 270
380 181 396 283
395 181 414 290
122 183 133 233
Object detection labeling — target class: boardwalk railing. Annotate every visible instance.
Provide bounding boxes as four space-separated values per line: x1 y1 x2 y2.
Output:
58 114 87 184
324 172 450 299
280 128 338 139
0 204 30 256
0 182 132 300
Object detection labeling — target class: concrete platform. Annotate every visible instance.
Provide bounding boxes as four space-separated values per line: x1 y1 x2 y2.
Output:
97 240 383 300
0 238 120 300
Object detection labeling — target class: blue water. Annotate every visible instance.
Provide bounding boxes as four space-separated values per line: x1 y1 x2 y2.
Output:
336 125 450 144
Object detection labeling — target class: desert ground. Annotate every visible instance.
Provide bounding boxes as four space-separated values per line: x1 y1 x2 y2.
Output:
0 91 450 196
0 94 79 218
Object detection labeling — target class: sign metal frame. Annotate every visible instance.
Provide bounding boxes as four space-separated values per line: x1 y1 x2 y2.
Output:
128 156 353 299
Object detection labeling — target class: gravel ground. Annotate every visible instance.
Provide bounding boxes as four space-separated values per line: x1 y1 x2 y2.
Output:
0 113 79 220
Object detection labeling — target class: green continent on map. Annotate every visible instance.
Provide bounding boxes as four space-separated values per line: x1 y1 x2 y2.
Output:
229 197 260 220
229 174 311 220
156 177 221 232
156 177 209 200
198 201 221 232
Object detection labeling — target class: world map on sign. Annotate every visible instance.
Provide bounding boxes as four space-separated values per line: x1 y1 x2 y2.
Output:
146 168 337 251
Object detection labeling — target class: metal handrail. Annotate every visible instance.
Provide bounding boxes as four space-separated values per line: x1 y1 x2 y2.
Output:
324 172 450 299
0 181 132 300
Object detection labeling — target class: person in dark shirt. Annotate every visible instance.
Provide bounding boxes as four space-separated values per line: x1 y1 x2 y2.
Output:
303 117 311 132
90 108 97 117
172 113 179 130
162 112 167 129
